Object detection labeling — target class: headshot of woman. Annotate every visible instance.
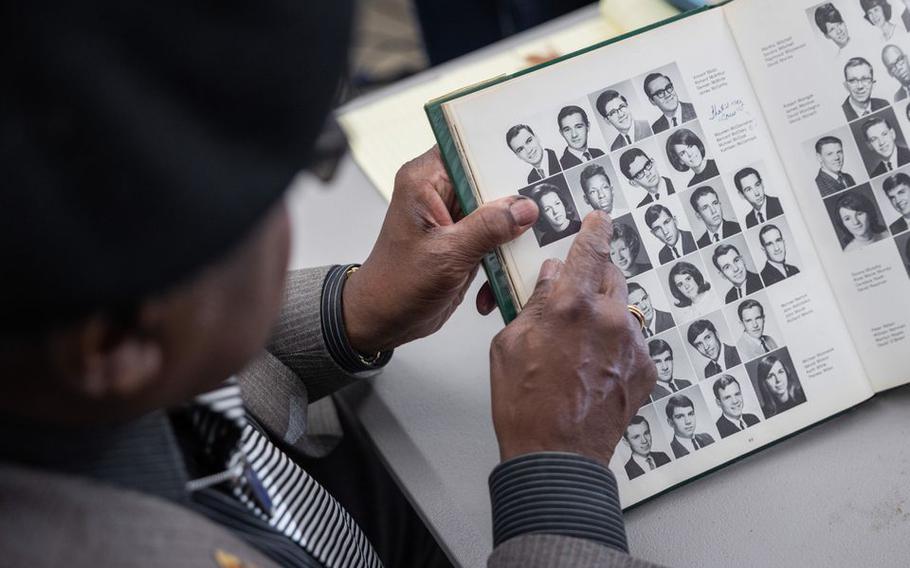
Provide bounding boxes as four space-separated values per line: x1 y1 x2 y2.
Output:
756 354 806 418
610 222 651 278
526 182 582 247
666 128 720 187
835 191 889 251
667 260 720 321
860 0 896 41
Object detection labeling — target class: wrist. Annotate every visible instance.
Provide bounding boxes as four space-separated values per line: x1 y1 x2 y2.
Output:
342 265 387 354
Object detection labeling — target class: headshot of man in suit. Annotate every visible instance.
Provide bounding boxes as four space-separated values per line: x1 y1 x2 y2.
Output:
644 204 696 264
758 224 801 284
507 124 562 184
712 375 760 439
733 166 784 228
649 339 691 400
629 282 675 338
578 163 616 213
643 72 697 134
735 298 779 362
862 116 910 176
556 105 604 170
527 182 582 246
595 89 653 151
687 319 741 379
665 394 715 458
611 221 652 278
842 57 889 121
882 172 910 233
814 136 857 197
814 3 851 51
667 128 720 187
711 243 763 303
622 415 671 480
619 147 676 206
882 44 910 102
689 185 742 247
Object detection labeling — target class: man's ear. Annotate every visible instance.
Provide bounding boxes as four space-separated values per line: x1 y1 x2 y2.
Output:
715 397 722 410
56 312 163 401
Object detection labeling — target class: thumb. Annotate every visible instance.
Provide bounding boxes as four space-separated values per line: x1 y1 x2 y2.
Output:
446 196 538 263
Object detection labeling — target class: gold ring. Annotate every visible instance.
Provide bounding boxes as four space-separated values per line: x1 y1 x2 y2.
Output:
627 305 646 330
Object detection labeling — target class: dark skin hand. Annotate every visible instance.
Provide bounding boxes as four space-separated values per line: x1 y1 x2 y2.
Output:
343 146 539 353
489 212 657 466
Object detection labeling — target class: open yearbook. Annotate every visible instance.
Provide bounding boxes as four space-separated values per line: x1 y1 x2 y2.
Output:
426 0 910 508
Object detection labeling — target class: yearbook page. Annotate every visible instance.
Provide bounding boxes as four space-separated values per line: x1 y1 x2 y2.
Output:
440 8 872 507
726 0 910 392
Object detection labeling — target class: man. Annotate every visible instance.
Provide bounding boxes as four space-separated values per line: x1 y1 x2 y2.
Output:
578 163 616 213
841 57 889 121
733 167 783 228
507 124 562 184
814 136 857 197
862 116 910 177
595 89 652 151
628 282 675 338
735 299 779 362
0 2 661 567
648 339 692 400
882 172 910 233
758 224 801 285
903 0 910 32
712 376 761 439
689 186 742 247
556 105 604 169
643 73 697 134
711 243 763 303
687 319 741 379
882 44 910 102
644 204 696 264
814 3 851 51
665 395 715 458
528 183 581 246
622 416 672 480
619 147 676 206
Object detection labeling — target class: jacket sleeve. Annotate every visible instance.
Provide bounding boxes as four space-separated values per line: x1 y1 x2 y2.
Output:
488 534 666 568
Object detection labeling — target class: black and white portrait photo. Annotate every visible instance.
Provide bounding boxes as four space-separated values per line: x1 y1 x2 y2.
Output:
874 169 910 234
895 231 910 278
731 165 784 228
685 316 742 380
555 104 605 170
752 218 802 285
684 183 743 248
610 214 652 278
566 158 630 217
621 411 672 480
709 372 762 439
647 331 697 401
810 132 863 197
618 142 676 206
746 348 807 420
506 123 562 185
705 235 764 303
728 293 783 363
627 279 676 338
660 256 723 323
657 390 718 458
638 64 698 134
840 56 890 121
639 200 698 264
883 43 910 103
807 3 852 56
590 81 654 151
665 125 720 188
518 177 582 247
849 108 910 177
823 183 891 251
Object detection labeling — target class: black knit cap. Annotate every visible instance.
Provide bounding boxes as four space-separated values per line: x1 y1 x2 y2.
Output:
0 0 353 332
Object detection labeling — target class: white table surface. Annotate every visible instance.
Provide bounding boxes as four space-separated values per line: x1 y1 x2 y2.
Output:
287 155 910 568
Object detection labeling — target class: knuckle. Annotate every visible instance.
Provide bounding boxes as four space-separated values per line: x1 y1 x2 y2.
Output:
552 291 595 320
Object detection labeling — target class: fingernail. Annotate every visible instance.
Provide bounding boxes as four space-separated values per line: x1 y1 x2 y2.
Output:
510 197 538 227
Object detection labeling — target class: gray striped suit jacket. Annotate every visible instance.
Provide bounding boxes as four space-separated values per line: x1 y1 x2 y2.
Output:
0 267 663 568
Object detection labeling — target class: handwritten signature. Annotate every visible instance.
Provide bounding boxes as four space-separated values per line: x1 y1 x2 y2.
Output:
709 99 746 121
